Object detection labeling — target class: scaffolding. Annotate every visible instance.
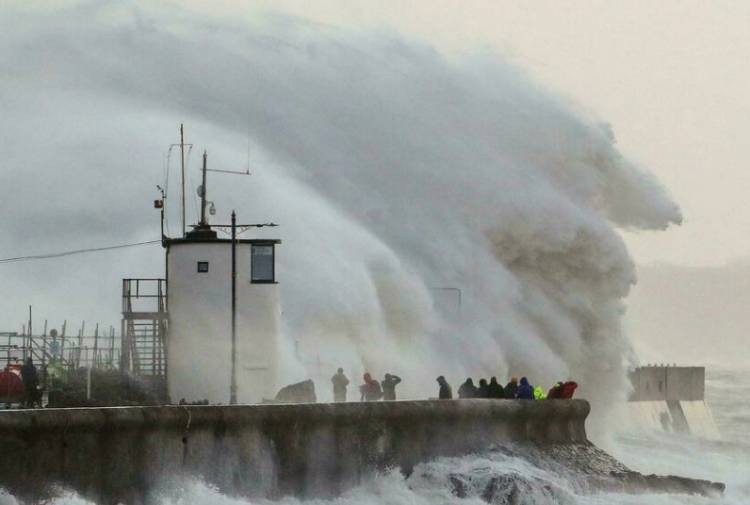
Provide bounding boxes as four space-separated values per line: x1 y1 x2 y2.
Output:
1 325 118 374
121 278 168 397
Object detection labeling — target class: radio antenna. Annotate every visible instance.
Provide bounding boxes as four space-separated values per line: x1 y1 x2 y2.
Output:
169 124 193 237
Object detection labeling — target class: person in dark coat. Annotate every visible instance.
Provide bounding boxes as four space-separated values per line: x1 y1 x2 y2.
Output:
437 376 452 399
477 378 490 398
20 358 39 408
458 378 478 398
359 373 383 401
487 377 505 398
381 373 402 401
505 377 519 398
547 381 564 399
331 368 350 402
516 377 534 400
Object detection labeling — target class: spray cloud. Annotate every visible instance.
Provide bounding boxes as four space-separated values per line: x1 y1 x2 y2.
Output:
2 4 681 429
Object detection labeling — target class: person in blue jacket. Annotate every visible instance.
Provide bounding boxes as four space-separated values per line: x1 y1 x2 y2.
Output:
516 377 535 400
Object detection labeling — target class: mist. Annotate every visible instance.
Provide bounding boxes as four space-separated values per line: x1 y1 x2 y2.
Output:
1 3 681 428
626 261 750 368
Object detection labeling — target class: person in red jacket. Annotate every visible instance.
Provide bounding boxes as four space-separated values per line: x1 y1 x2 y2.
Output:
561 381 578 399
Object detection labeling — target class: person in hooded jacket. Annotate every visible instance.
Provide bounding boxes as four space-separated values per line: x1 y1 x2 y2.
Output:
20 357 39 408
477 378 490 398
436 376 452 399
360 373 383 401
547 382 564 399
458 378 478 398
487 377 505 398
331 368 350 402
561 381 578 399
381 373 402 401
516 377 534 400
533 386 547 400
505 377 519 398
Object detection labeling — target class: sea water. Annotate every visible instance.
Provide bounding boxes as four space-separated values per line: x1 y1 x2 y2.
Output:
2 366 746 505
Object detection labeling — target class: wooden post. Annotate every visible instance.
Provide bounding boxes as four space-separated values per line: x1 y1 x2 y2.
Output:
93 323 99 369
77 321 84 369
109 326 115 369
41 319 48 388
60 320 67 366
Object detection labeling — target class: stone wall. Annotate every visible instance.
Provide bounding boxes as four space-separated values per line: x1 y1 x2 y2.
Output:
0 399 589 504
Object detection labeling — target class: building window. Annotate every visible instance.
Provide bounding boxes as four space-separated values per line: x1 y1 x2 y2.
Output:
197 261 209 273
251 244 274 283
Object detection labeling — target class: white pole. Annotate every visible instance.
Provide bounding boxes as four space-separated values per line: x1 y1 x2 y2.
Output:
86 366 92 401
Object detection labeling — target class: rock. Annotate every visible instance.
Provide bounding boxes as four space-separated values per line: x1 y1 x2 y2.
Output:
449 474 468 498
274 379 317 404
608 471 725 497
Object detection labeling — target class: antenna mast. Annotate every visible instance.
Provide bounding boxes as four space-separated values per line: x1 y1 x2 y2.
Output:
180 124 186 237
200 150 208 226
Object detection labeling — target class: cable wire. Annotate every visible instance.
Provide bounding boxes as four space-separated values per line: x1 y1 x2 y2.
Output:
0 240 161 264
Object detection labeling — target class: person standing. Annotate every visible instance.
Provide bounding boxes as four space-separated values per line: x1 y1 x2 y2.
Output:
331 368 350 402
20 357 39 408
477 378 490 398
487 377 505 398
547 382 564 399
360 372 383 401
381 373 402 401
516 377 534 400
458 378 478 398
436 376 452 399
561 381 578 399
505 377 519 398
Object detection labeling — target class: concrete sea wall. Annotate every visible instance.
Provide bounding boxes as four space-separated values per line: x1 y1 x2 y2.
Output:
629 366 705 401
628 366 719 438
0 399 589 504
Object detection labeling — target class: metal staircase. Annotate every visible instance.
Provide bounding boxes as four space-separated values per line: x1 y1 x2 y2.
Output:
121 279 168 398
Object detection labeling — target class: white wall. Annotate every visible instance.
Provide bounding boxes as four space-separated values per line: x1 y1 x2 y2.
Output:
167 241 280 404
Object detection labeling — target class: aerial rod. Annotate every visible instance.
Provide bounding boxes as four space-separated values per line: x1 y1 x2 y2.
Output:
180 124 186 237
206 168 251 175
168 125 193 237
199 150 208 226
212 222 279 236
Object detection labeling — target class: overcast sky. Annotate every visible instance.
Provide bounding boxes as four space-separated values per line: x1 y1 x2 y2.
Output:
3 1 749 361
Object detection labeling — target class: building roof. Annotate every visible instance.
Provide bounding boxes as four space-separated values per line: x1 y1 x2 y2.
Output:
165 236 281 247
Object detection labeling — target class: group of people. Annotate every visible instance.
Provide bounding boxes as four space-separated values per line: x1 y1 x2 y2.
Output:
332 368 578 403
438 375 578 400
331 369 403 402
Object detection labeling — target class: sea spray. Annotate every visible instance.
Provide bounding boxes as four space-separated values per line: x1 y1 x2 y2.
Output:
1 5 682 431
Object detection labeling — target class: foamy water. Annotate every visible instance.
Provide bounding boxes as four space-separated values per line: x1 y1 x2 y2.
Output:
2 366 747 505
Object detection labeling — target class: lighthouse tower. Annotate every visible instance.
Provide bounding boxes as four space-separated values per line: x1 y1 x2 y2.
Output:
164 147 280 404
166 228 280 404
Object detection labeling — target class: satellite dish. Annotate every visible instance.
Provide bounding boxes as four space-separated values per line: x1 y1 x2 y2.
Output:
197 185 205 197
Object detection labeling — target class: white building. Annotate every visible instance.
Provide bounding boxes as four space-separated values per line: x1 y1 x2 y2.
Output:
166 227 281 404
